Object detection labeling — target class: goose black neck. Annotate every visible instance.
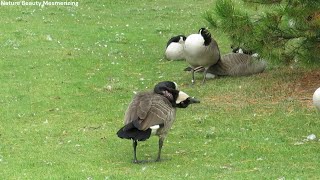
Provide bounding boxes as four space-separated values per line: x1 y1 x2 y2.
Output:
199 28 211 46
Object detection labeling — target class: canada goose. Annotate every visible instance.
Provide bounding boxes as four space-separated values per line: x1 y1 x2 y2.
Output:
313 87 320 111
165 35 186 60
207 53 267 76
184 28 221 84
117 81 200 163
184 53 266 77
185 45 260 74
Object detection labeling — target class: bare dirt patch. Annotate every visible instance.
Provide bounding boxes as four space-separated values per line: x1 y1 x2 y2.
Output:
206 68 319 110
290 70 320 96
287 69 320 108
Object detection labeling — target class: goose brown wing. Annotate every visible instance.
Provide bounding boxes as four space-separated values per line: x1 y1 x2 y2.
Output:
124 92 151 125
124 92 173 131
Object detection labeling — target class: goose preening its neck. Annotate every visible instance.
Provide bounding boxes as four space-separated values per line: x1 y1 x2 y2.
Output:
165 35 186 61
184 28 221 84
117 81 200 163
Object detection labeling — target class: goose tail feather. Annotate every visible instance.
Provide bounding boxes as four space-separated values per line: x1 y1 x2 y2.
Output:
117 122 152 141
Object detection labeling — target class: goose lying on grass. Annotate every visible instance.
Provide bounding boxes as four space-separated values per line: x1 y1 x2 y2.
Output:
184 53 267 78
165 35 186 60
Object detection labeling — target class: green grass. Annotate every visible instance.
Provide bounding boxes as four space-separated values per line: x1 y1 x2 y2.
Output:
1 0 319 179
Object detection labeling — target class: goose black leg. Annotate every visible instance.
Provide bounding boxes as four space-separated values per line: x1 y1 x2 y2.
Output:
132 140 139 163
156 137 164 162
202 68 208 84
191 68 195 85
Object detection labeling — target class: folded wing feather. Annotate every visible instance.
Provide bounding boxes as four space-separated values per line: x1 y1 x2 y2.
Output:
124 92 174 131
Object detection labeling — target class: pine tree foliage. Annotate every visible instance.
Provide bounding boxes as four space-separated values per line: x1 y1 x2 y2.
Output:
205 0 320 65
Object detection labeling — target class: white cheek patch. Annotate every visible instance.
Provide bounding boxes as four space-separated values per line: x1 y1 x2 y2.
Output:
173 82 178 90
176 91 189 104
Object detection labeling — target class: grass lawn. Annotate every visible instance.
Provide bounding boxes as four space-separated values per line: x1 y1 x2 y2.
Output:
1 0 319 179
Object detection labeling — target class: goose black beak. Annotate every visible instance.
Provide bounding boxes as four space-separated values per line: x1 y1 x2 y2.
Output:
176 96 200 108
189 97 200 104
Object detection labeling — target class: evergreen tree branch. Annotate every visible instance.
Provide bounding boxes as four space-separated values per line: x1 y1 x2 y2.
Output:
205 0 320 64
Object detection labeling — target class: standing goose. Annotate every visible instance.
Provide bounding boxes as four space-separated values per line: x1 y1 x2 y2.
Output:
117 81 200 163
165 35 186 60
184 28 221 84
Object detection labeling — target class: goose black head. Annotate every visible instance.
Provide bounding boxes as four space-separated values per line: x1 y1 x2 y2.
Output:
156 87 179 107
154 81 199 107
231 45 240 53
181 35 187 41
166 35 187 47
231 45 254 55
198 28 211 46
154 81 179 106
154 81 178 94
